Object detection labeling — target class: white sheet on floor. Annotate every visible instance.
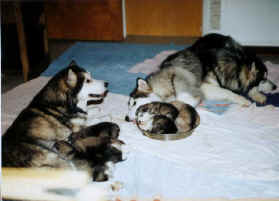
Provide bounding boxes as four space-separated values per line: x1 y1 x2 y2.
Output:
2 71 279 199
86 92 279 199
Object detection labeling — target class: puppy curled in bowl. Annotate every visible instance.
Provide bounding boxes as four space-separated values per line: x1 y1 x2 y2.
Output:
170 101 200 133
135 101 200 135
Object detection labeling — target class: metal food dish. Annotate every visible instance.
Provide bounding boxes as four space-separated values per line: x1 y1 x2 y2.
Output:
140 129 195 141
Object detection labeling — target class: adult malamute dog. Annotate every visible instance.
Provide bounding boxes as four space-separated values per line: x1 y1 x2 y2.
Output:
2 61 123 181
190 33 277 104
126 33 277 121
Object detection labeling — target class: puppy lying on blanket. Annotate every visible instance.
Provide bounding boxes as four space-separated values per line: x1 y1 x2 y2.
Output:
2 60 124 181
55 122 124 181
136 101 200 134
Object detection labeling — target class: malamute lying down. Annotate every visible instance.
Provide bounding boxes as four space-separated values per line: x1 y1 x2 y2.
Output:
2 61 124 181
189 33 277 104
126 33 277 121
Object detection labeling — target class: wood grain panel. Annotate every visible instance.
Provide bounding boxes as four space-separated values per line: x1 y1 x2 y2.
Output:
45 0 123 41
126 0 202 37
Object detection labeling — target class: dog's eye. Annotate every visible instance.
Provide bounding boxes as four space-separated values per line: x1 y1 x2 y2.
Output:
86 79 92 83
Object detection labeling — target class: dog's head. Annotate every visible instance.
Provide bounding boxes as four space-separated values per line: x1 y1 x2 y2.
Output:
65 61 109 110
245 58 277 94
31 61 108 114
125 78 161 122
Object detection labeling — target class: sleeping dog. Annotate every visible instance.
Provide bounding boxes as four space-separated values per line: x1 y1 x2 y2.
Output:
126 33 277 122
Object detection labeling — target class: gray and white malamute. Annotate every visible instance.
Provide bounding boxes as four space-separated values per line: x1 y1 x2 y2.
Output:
126 33 277 121
2 61 124 181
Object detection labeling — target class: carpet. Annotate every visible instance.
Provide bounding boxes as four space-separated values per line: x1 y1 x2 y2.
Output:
42 42 186 95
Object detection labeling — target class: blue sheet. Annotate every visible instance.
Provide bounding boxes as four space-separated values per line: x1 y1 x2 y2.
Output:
42 42 186 95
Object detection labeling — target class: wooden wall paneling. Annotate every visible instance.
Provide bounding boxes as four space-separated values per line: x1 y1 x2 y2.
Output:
45 0 123 41
125 0 202 37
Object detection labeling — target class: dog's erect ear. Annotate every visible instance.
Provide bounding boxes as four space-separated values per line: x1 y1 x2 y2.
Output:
137 78 152 93
67 69 77 87
250 62 258 75
69 60 77 66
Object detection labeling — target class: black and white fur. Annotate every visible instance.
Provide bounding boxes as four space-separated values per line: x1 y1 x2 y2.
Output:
2 61 124 181
126 33 277 121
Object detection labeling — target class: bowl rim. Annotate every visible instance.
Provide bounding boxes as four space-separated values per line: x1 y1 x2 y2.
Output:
140 128 196 141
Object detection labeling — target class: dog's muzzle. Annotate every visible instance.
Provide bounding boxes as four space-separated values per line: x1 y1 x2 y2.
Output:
258 80 277 93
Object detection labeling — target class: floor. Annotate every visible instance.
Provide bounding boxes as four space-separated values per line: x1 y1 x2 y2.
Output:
2 36 279 93
2 39 74 93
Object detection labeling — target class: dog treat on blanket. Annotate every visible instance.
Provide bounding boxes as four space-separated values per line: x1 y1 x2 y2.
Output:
136 101 200 135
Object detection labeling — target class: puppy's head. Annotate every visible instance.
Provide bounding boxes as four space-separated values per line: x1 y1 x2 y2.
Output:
135 102 179 133
125 78 161 122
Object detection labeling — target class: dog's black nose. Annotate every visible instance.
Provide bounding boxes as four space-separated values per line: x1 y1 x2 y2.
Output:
104 82 109 88
125 116 130 122
273 85 277 91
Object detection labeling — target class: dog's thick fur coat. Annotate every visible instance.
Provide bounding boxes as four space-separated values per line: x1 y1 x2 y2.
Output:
126 33 277 121
2 61 123 181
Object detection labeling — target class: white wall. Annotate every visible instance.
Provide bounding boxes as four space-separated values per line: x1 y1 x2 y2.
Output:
203 0 279 46
122 0 127 38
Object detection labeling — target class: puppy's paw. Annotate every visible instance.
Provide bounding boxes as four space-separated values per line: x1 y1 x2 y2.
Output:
53 141 75 160
104 161 115 179
93 165 109 182
120 143 130 161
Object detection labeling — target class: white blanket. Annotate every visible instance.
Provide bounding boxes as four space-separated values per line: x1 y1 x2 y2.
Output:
2 75 279 199
86 92 279 199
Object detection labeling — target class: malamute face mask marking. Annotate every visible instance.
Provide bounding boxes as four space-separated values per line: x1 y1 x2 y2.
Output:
76 71 108 103
125 78 161 122
252 64 277 93
66 61 109 110
257 70 277 93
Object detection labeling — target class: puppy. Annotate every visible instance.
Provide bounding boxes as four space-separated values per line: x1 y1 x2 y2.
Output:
136 101 199 134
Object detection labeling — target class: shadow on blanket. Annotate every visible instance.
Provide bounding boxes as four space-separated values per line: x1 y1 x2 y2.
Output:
259 93 279 107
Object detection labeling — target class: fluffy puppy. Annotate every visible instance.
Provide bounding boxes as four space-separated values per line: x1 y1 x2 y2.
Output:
136 101 200 134
171 101 200 132
69 122 125 181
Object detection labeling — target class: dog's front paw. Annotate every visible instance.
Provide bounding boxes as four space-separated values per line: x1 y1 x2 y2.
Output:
236 96 252 107
248 88 267 105
252 93 267 105
93 165 109 182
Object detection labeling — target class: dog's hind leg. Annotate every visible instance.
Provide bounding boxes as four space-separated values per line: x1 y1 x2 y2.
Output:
201 83 251 106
